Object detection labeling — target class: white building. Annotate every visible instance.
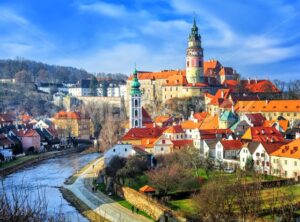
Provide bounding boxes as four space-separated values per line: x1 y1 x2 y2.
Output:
104 144 140 165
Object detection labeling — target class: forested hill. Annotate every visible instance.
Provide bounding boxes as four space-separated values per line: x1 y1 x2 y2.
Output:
0 58 128 83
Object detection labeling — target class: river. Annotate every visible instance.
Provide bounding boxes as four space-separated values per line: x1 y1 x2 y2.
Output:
1 152 100 222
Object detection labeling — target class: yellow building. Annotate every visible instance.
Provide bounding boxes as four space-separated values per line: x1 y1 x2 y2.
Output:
234 100 300 121
53 111 94 139
270 139 300 180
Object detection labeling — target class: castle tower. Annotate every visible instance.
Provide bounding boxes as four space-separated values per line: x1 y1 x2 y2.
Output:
129 67 142 128
186 18 204 84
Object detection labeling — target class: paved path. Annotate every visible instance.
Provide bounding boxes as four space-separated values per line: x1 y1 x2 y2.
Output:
64 157 151 222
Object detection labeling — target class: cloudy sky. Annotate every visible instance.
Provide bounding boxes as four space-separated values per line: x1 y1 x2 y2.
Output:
0 0 300 79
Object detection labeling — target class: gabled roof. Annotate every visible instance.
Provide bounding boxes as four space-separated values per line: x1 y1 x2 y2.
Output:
139 185 155 193
219 67 234 76
220 110 237 121
261 141 288 155
171 139 193 147
154 116 172 124
142 107 153 124
223 79 280 93
199 115 219 130
181 120 202 130
15 129 39 137
193 112 208 121
204 139 219 149
246 142 260 154
242 126 284 142
164 125 184 134
121 127 164 141
210 89 232 105
245 113 266 126
271 139 300 158
128 70 185 81
220 140 243 150
200 129 233 140
235 100 300 113
54 111 90 119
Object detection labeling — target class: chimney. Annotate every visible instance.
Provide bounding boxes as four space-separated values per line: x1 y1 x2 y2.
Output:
265 100 269 105
247 77 250 84
255 77 258 84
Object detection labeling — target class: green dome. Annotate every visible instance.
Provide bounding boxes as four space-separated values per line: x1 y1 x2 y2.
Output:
130 67 141 95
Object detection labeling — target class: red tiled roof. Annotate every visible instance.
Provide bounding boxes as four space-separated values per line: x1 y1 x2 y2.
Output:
243 127 284 142
164 125 184 134
271 139 300 158
200 129 233 139
122 127 164 141
245 113 266 126
261 141 288 155
128 70 185 80
142 107 153 124
15 129 39 137
154 116 172 124
220 140 243 150
219 67 234 76
223 79 280 93
171 139 193 147
193 112 208 121
210 89 232 105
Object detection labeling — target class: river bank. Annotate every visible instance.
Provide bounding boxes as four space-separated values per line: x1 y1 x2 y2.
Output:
0 144 94 177
60 187 109 222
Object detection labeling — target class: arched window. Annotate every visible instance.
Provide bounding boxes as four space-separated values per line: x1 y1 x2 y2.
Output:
135 120 138 127
134 99 138 106
187 61 189 67
134 110 138 117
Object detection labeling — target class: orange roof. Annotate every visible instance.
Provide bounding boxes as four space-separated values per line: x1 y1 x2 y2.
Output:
163 73 187 86
199 115 219 130
210 89 232 105
203 60 221 76
54 111 85 119
219 67 234 76
193 112 208 121
181 120 202 130
139 185 155 193
128 70 185 81
223 79 280 93
271 139 300 158
141 137 158 148
235 100 300 113
164 125 184 134
263 120 289 132
154 115 172 123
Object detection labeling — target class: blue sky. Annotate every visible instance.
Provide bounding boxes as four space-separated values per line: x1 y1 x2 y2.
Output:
0 0 300 79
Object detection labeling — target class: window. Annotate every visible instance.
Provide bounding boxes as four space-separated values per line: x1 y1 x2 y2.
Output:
134 99 138 106
261 153 265 157
285 160 288 165
113 149 116 152
295 161 297 167
256 160 260 165
135 120 138 127
187 61 189 67
125 148 127 152
134 110 138 117
199 61 202 67
161 147 164 151
266 162 269 166
162 139 165 144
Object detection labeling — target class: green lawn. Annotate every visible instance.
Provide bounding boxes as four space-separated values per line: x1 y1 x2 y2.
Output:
167 199 196 215
0 155 38 168
95 183 154 221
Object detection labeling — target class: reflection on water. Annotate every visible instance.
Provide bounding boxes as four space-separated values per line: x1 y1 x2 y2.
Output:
1 152 100 222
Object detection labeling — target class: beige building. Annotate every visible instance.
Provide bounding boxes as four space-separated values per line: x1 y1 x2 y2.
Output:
234 100 300 121
270 139 300 180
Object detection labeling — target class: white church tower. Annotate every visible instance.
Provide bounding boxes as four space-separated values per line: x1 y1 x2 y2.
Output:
129 67 142 128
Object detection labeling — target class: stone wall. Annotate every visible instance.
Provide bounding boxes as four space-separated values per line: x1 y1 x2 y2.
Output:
120 186 186 222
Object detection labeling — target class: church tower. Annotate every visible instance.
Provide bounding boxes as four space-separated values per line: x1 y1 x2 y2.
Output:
129 67 142 128
186 18 204 84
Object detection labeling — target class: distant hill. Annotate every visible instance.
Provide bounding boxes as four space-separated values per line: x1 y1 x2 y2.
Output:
0 58 128 83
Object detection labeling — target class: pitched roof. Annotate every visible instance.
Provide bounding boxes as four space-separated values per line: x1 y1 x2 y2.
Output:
15 129 39 137
181 120 202 130
121 127 164 141
261 141 288 155
193 112 208 121
139 185 155 193
246 142 260 154
271 139 300 158
235 100 300 113
128 70 185 81
219 67 234 76
199 115 219 130
242 126 284 142
204 139 219 149
220 140 243 150
171 139 193 147
54 111 90 119
245 113 266 126
154 116 172 124
223 79 280 93
0 114 15 123
164 125 184 134
142 107 153 124
200 129 233 139
210 89 232 105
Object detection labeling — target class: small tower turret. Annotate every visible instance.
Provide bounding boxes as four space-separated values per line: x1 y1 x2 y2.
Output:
129 67 142 128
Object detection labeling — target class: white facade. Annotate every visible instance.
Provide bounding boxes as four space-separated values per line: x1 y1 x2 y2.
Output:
129 94 142 128
153 137 173 155
252 143 271 174
239 147 253 170
104 144 135 165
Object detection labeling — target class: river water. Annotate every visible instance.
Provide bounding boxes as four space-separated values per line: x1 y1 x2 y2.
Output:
1 152 100 222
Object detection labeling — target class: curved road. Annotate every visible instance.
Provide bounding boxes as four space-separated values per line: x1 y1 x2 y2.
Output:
64 157 151 222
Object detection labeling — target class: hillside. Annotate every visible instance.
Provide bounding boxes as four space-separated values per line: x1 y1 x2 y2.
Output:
0 58 128 84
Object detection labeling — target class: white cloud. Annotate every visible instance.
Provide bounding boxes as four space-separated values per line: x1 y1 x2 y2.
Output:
79 2 128 17
0 8 29 26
